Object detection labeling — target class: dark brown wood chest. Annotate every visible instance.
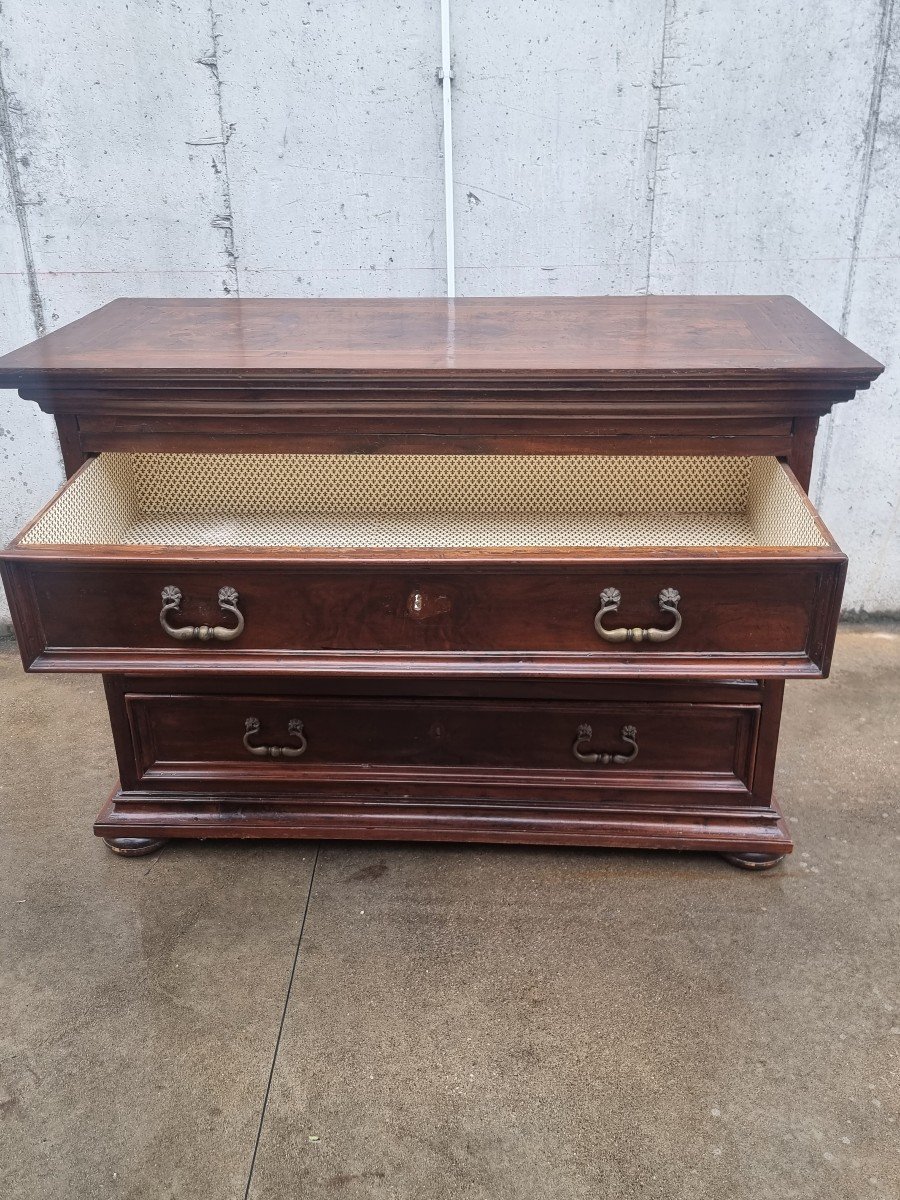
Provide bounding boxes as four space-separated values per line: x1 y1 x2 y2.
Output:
0 297 883 868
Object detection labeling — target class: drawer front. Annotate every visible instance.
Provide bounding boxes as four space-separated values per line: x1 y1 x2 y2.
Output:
2 557 844 678
123 692 760 805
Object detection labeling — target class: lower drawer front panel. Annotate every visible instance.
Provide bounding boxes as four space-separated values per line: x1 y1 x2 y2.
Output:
125 693 760 804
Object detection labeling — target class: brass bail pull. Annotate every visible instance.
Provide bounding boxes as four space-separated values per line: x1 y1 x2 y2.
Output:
243 717 307 759
159 585 245 642
593 587 682 644
572 723 639 765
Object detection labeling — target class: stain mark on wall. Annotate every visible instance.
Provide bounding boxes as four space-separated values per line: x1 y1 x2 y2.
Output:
0 56 46 335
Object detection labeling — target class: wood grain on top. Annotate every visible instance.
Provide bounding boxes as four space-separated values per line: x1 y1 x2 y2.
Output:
0 296 883 385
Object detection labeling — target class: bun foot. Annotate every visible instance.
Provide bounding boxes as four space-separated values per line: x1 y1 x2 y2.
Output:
723 851 786 871
103 836 168 857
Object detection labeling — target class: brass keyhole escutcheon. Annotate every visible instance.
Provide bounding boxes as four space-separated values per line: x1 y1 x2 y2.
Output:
406 590 452 621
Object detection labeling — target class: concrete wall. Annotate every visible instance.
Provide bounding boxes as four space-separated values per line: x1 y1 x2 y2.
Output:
1 0 897 625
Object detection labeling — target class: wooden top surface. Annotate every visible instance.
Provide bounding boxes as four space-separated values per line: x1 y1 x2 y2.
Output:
0 296 882 387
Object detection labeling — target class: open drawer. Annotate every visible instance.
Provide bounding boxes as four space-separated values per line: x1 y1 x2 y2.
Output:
0 452 845 678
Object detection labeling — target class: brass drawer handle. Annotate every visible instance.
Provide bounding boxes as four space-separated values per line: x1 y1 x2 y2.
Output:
160 585 245 642
573 723 638 765
594 587 682 643
243 717 307 758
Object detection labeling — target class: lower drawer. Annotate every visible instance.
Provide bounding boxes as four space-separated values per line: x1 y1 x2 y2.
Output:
116 685 763 807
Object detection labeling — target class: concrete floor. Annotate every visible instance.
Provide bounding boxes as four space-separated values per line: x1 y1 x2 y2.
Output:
0 629 898 1200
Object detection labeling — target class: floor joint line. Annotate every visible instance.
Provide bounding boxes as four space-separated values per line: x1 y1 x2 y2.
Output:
243 843 321 1199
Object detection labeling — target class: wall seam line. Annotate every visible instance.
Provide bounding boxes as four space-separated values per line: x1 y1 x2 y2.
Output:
242 845 321 1199
202 3 240 297
644 0 672 296
813 0 894 506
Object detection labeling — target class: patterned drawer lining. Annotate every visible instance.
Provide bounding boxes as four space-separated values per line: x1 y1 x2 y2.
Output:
22 453 827 550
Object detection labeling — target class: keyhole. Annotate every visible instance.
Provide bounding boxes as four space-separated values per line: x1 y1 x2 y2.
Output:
409 591 424 616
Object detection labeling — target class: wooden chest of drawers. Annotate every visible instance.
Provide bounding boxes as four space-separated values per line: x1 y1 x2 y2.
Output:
0 297 882 869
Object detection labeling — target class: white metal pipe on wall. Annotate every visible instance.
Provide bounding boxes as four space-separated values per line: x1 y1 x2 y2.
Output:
440 0 455 297
0 0 897 623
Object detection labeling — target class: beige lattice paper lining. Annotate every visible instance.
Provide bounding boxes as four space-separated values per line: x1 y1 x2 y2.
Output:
22 453 827 550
